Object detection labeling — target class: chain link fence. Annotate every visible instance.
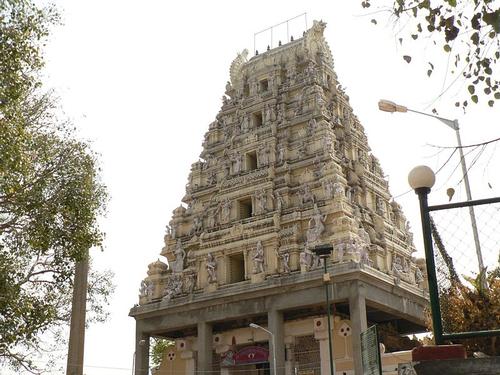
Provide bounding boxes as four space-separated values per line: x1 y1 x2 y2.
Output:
425 197 500 352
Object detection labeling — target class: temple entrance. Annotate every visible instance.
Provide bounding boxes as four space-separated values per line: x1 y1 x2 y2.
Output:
224 362 270 375
221 345 270 375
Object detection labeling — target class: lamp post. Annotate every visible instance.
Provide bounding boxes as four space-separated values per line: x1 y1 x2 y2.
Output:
249 323 277 375
312 245 335 375
378 99 486 288
408 165 444 344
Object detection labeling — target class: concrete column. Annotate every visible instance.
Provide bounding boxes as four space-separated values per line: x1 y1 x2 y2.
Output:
67 257 88 375
134 324 150 375
197 321 213 372
349 282 367 375
268 309 285 375
318 338 331 375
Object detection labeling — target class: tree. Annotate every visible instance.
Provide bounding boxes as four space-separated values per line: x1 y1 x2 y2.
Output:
0 0 112 372
362 0 500 109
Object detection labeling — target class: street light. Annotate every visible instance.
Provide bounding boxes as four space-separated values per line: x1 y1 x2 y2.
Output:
249 323 277 375
408 165 444 344
378 99 486 288
312 245 335 375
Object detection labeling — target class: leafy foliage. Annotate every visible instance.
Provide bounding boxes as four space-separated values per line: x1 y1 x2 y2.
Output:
362 0 500 109
0 0 112 372
438 267 500 355
429 224 500 355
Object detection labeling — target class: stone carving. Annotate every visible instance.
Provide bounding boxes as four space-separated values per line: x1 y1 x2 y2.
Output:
231 151 243 174
272 191 286 212
298 184 315 206
241 115 249 133
258 144 270 167
254 189 267 215
415 266 424 286
277 103 286 123
276 143 286 164
206 253 217 283
252 241 265 274
376 196 385 216
163 274 183 302
275 249 291 274
298 140 308 158
229 49 249 87
307 118 317 136
392 255 411 283
207 170 217 185
171 240 186 273
139 280 151 298
300 246 322 271
264 104 275 124
184 272 197 294
191 215 203 235
306 204 326 244
220 197 232 224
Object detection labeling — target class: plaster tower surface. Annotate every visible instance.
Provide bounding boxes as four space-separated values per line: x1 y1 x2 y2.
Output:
131 20 428 375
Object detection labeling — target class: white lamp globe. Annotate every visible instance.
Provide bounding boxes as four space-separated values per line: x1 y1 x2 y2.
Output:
408 165 436 190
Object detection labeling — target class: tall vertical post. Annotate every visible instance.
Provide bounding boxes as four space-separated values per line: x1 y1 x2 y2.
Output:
134 324 150 375
415 187 444 344
197 321 213 372
268 310 285 375
454 123 485 289
67 256 89 375
323 258 335 375
349 281 367 375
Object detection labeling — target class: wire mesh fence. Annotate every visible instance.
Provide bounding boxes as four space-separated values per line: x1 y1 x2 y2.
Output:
428 197 500 344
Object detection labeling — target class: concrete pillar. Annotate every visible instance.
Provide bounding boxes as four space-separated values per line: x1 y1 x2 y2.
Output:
197 321 213 372
268 309 285 375
349 282 367 375
134 324 150 375
318 338 331 375
67 257 88 375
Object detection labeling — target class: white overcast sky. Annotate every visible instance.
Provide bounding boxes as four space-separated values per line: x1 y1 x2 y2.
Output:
37 1 500 374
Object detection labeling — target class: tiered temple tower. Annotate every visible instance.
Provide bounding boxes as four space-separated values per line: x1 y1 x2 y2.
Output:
130 21 428 375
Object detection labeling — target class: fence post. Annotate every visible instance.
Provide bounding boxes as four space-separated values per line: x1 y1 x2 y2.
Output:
415 186 444 345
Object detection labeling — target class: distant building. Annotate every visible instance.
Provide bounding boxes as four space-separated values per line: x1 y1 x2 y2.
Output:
130 20 428 375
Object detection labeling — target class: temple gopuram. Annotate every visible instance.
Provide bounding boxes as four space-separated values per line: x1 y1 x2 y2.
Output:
130 20 428 375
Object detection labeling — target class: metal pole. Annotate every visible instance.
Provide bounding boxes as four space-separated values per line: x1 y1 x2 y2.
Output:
323 257 335 375
415 187 444 344
454 122 486 289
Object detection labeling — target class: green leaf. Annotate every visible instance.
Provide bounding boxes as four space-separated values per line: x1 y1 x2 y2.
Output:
371 18 377 25
403 55 412 63
468 85 475 94
494 92 500 100
488 100 494 107
444 44 452 52
471 95 478 103
446 0 456 6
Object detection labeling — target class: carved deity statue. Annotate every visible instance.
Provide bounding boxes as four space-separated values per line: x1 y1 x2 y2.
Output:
163 274 183 302
241 115 249 133
258 144 270 167
415 267 424 286
277 143 286 164
254 189 267 215
220 197 232 223
171 240 186 273
272 191 286 212
139 280 148 298
206 253 217 283
253 241 265 274
307 118 317 136
299 184 315 206
192 215 203 235
275 249 291 274
306 204 326 244
231 151 243 174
